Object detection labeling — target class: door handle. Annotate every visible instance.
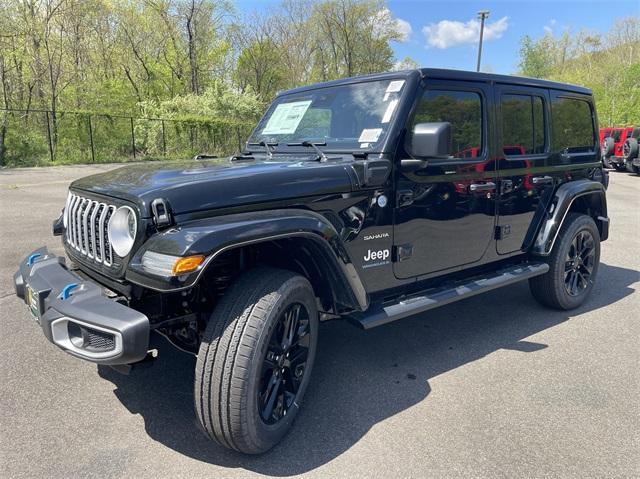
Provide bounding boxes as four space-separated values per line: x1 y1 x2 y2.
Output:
532 176 553 185
469 182 496 192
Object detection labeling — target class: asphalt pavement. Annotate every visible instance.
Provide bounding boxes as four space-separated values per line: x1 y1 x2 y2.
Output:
0 164 638 478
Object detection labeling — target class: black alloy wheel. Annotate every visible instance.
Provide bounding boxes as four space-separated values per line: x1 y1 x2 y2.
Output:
564 230 596 297
259 303 311 424
529 213 600 310
195 267 318 454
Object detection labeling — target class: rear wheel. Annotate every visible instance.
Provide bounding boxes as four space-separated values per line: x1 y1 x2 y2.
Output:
195 267 318 454
529 213 600 310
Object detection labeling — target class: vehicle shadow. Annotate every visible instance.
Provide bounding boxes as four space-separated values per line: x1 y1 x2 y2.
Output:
98 262 637 476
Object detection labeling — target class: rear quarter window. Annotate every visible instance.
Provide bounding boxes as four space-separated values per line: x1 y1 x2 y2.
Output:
551 97 596 154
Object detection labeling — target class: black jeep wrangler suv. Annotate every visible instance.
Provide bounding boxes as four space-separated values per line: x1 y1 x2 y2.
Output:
14 69 609 454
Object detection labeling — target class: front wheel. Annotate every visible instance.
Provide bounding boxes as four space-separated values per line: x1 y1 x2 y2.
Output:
195 267 318 454
529 213 600 310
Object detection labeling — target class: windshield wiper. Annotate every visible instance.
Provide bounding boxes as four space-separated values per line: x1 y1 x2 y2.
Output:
230 153 255 162
287 140 328 162
248 140 278 158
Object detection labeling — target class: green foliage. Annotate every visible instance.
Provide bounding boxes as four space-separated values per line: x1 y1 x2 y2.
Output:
135 82 261 158
518 17 640 127
0 0 410 167
414 93 482 155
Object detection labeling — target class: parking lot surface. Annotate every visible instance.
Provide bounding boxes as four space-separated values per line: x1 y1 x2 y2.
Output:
1 164 638 478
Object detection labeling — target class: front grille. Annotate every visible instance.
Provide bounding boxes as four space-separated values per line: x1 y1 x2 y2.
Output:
65 192 116 266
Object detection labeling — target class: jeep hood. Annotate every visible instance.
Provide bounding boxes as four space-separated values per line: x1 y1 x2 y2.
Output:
70 158 355 217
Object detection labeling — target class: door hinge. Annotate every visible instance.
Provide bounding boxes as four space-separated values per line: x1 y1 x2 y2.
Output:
396 189 414 207
495 225 511 240
394 244 413 262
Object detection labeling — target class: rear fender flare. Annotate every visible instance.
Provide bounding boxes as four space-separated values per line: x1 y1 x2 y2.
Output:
532 180 608 256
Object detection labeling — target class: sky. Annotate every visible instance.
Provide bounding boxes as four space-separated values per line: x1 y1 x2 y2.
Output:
235 0 640 74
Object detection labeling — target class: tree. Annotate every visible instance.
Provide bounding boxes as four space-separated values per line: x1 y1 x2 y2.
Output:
310 0 400 80
518 17 640 127
231 13 287 101
394 56 419 71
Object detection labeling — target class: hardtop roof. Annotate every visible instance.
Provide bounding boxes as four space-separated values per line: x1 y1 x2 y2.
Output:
278 68 592 97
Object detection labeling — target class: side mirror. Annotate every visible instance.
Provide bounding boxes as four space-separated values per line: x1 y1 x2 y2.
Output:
409 122 452 158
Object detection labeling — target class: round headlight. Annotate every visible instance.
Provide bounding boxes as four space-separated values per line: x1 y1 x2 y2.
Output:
108 206 137 257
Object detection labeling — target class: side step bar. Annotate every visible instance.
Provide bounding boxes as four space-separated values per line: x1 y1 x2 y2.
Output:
355 262 549 329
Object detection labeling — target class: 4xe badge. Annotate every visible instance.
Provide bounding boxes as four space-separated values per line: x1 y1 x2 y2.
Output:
362 248 390 269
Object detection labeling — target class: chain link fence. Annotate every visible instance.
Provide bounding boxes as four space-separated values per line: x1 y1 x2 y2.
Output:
0 109 256 167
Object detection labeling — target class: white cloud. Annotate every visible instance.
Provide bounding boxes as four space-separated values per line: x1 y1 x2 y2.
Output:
373 8 412 42
543 18 557 34
422 16 509 49
394 17 413 42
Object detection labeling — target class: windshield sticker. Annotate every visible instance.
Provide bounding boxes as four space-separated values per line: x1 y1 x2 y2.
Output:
261 100 312 135
381 99 399 124
358 128 382 143
386 80 405 93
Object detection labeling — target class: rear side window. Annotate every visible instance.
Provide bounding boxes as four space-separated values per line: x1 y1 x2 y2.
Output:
411 90 483 159
501 94 546 155
551 97 595 153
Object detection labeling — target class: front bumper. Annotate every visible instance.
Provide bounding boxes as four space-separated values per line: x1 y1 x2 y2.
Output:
14 247 149 365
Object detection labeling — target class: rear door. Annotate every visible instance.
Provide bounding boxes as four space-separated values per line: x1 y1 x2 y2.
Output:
494 85 553 254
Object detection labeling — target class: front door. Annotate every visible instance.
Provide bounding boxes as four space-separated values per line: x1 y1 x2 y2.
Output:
393 81 497 279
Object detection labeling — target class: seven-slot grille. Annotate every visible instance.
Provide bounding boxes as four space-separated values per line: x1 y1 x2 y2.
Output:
65 192 116 266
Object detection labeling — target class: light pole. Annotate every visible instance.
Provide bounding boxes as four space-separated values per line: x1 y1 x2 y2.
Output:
476 10 490 72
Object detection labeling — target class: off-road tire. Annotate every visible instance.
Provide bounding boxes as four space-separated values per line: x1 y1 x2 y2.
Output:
529 213 600 310
623 138 638 160
195 267 318 454
601 137 614 158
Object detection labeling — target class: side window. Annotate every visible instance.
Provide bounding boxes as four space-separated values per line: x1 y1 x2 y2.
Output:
551 97 596 153
410 90 483 159
501 94 546 155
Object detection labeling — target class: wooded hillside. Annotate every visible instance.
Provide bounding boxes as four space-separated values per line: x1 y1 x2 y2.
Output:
518 17 639 127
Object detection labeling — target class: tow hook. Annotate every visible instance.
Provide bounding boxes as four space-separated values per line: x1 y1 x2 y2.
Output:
109 349 158 375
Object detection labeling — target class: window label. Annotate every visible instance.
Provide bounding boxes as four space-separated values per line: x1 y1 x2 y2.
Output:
262 100 312 135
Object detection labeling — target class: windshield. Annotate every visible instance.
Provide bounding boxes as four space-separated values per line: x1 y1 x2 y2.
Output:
248 78 407 152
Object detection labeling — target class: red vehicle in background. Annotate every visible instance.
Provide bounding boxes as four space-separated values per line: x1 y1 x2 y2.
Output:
602 127 635 170
623 127 640 174
599 127 613 145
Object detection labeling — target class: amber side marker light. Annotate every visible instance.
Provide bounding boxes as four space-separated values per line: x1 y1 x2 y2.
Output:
172 255 205 275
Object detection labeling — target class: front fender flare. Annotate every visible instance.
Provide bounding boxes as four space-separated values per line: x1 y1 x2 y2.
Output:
126 209 368 311
532 179 608 256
